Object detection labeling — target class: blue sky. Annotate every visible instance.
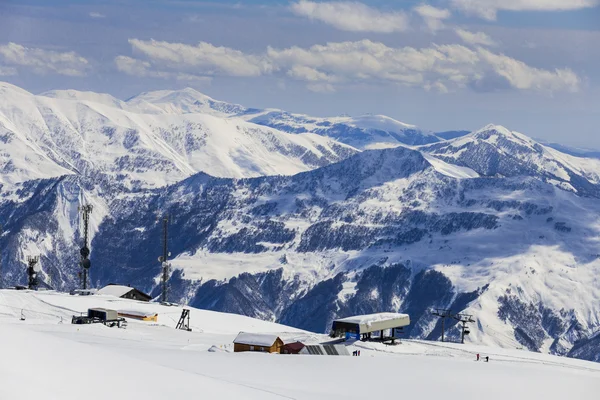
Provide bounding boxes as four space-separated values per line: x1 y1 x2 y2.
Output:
0 0 599 146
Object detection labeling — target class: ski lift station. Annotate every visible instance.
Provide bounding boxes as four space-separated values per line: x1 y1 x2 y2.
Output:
331 312 410 342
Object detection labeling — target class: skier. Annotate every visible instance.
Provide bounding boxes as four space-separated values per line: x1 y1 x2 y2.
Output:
476 353 480 361
485 356 489 362
358 350 361 356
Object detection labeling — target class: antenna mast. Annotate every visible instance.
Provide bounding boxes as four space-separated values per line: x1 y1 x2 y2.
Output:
26 255 39 290
78 204 93 289
158 216 170 303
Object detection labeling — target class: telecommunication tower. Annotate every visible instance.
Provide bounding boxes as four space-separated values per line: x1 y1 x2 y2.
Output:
26 255 39 290
78 204 93 289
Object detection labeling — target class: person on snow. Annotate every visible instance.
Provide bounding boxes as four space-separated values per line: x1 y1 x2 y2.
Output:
485 356 489 362
476 353 480 361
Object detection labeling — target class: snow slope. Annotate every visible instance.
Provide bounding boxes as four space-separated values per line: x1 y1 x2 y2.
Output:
0 291 598 400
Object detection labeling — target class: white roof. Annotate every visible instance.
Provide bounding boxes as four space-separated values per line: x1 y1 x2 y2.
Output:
233 332 281 347
118 310 157 317
97 285 133 298
335 312 408 325
334 312 410 334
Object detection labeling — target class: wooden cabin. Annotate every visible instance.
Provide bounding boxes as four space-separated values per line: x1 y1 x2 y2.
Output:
98 284 151 302
233 332 284 354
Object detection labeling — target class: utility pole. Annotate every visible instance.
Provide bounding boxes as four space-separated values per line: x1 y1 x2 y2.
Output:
26 255 39 290
78 204 93 289
431 308 453 342
158 216 171 303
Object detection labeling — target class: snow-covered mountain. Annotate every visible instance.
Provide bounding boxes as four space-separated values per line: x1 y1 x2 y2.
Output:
2 82 600 363
0 83 356 190
247 111 442 149
109 86 443 149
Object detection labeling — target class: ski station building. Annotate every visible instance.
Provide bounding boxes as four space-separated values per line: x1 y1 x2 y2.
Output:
331 312 410 342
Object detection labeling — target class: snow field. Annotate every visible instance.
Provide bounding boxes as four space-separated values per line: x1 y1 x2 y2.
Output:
0 291 599 400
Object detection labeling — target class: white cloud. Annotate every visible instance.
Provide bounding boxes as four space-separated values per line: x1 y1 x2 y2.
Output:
0 43 89 76
307 83 336 93
455 29 497 47
267 40 579 93
0 66 17 76
290 1 410 33
414 4 451 32
127 39 273 77
117 38 579 93
114 55 209 82
477 48 580 92
89 12 106 19
451 0 599 20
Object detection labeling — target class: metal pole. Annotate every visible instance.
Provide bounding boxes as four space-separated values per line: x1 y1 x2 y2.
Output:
161 216 168 303
441 317 445 342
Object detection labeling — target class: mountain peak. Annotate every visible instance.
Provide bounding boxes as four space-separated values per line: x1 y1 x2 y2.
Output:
40 89 125 108
125 87 251 117
0 81 33 97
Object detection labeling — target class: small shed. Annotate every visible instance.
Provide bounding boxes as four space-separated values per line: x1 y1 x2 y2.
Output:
233 332 284 354
282 341 305 354
98 284 151 302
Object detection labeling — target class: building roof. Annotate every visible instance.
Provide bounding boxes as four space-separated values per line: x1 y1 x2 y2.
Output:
118 310 157 317
233 332 282 347
335 312 409 325
98 285 133 298
333 312 410 334
300 344 350 356
282 342 305 351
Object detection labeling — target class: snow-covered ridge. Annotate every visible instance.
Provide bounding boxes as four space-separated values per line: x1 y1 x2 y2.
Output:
420 124 600 194
0 82 357 189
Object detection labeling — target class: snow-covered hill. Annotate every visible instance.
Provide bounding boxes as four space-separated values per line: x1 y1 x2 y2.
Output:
0 82 356 190
1 291 598 400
